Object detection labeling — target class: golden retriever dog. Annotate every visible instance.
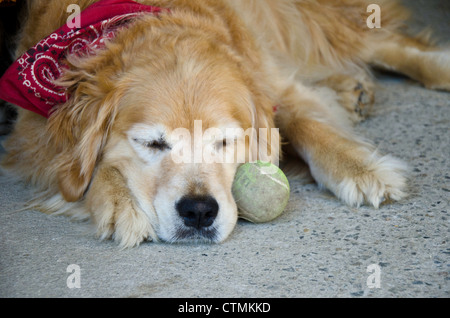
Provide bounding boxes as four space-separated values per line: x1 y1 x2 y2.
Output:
1 0 449 247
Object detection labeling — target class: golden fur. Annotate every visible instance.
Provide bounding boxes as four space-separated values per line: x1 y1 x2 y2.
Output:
2 0 449 247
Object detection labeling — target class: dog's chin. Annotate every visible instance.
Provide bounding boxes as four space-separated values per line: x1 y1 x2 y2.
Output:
157 219 237 244
171 226 219 244
156 225 220 244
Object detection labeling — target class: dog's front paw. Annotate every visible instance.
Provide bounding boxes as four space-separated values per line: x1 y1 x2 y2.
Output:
86 166 156 248
334 154 408 208
96 199 154 248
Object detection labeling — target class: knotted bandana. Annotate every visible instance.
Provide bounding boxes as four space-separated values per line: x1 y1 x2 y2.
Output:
0 0 163 117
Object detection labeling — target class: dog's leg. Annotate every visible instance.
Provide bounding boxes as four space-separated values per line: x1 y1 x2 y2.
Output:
276 83 407 208
371 34 450 91
85 164 155 248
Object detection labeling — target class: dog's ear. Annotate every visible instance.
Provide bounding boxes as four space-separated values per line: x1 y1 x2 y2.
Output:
47 55 125 202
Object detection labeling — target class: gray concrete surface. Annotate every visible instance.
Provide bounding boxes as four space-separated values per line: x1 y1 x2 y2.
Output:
1 1 449 298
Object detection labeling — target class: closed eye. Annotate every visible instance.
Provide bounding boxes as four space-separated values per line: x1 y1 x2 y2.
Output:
215 138 237 151
133 138 171 151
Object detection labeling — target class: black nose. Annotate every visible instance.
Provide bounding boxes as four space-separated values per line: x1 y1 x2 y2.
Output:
176 196 219 229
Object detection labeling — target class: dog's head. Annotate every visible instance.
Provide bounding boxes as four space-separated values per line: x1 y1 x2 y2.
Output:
48 15 279 244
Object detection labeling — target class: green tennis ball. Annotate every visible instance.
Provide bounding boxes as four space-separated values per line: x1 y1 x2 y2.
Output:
232 161 290 223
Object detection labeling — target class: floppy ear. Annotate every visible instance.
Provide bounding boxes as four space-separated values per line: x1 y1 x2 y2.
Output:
47 56 125 202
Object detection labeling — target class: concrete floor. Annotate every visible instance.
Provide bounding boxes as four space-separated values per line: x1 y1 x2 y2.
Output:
0 1 449 298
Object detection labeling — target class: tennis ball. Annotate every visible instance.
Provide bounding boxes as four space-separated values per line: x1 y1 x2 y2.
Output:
232 161 290 223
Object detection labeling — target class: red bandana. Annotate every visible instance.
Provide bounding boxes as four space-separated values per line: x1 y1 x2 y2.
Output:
0 0 163 118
